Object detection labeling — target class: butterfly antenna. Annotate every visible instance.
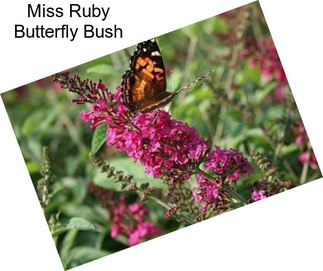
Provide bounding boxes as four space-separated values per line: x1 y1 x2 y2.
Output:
174 68 215 95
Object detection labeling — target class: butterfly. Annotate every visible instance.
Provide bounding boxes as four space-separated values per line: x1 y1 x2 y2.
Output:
121 38 212 113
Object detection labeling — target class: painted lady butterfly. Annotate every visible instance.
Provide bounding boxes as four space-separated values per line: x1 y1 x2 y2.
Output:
121 38 212 113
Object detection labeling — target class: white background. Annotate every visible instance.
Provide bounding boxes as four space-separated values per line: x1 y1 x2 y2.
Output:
0 0 323 270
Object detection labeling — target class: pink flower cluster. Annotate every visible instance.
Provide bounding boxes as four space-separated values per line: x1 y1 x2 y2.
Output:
293 121 308 146
193 147 253 213
249 37 288 102
128 221 161 246
299 151 318 170
193 173 220 213
204 147 254 182
247 179 291 203
108 107 209 182
293 121 318 169
88 182 161 246
251 190 267 201
80 84 130 129
215 12 288 102
110 197 162 246
76 78 209 182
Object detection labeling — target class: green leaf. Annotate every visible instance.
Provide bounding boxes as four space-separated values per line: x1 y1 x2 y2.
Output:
168 68 184 90
52 217 99 236
22 111 44 136
61 177 87 204
254 81 278 106
68 246 109 267
86 64 119 76
27 138 42 161
211 17 229 34
65 217 98 231
21 108 58 136
26 161 41 174
205 207 214 219
60 229 78 268
182 23 203 38
236 62 261 85
61 204 109 226
91 123 107 154
280 144 299 157
227 128 271 149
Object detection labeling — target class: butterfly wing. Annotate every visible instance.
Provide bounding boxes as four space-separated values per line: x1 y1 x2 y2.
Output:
121 39 169 112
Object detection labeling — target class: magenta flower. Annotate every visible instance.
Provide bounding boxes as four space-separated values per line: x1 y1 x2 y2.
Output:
110 224 119 238
193 147 253 213
193 173 220 213
70 75 209 182
293 121 308 147
299 151 318 170
108 108 209 182
251 190 267 201
204 147 254 182
248 37 288 102
291 121 318 169
87 182 161 246
80 85 130 129
110 197 161 246
128 221 162 246
247 179 291 203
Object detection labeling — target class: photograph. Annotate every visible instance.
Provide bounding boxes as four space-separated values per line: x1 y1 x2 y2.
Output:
1 2 321 269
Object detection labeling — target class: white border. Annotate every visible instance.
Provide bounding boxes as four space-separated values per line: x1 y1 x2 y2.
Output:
1 0 323 270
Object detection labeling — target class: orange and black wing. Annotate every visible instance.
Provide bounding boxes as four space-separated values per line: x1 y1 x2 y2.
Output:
121 39 169 112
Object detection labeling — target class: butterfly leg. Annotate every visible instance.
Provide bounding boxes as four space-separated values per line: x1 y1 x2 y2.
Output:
147 110 160 128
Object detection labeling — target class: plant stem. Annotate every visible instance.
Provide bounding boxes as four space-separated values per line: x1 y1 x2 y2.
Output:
115 235 129 246
300 142 311 185
300 161 309 185
283 160 297 184
148 195 172 210
225 43 240 100
222 187 248 205
148 195 195 225
184 36 197 83
214 104 226 144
